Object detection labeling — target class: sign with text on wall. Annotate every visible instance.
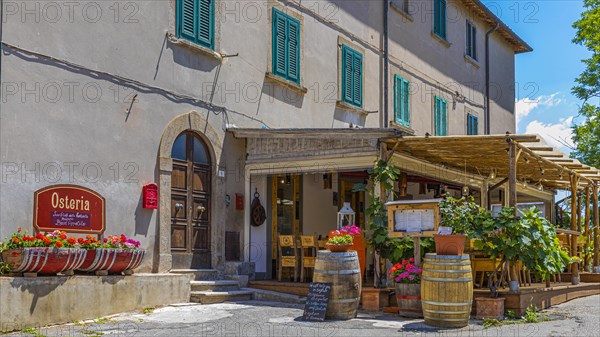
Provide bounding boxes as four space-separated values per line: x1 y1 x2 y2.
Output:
33 184 106 235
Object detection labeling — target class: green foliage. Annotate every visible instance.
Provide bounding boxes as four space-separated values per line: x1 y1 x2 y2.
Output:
327 234 353 245
505 309 517 320
21 327 46 337
571 0 600 167
0 261 12 275
438 196 487 235
471 207 571 283
482 318 502 328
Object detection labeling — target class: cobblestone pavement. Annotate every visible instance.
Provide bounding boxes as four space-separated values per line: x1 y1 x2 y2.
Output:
6 294 600 337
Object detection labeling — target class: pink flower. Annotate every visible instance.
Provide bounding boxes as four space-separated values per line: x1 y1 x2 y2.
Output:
409 275 415 281
399 272 409 279
395 276 401 282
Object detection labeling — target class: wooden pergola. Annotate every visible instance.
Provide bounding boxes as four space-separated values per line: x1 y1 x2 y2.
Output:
383 134 600 277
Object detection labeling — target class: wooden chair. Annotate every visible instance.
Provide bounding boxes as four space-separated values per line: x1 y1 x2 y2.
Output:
278 235 298 282
471 257 501 288
300 235 317 282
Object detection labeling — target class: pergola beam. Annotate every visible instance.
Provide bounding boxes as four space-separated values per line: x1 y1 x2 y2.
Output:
570 175 580 284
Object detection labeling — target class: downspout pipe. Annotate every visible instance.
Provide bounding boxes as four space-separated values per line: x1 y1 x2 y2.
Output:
383 0 389 128
485 22 500 134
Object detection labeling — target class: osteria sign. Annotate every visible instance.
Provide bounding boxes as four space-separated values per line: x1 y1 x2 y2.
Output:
34 184 106 234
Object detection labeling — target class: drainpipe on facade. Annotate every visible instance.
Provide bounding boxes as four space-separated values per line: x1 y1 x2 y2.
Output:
383 0 390 128
485 22 500 135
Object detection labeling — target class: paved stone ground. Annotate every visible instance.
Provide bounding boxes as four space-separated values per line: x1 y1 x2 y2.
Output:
7 295 600 337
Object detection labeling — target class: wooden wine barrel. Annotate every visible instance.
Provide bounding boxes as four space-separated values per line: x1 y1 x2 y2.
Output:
421 253 473 328
395 283 423 318
313 250 361 320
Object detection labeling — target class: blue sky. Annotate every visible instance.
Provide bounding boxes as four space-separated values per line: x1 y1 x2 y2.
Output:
481 0 591 152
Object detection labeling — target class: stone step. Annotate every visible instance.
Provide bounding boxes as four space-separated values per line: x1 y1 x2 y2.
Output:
171 269 219 281
249 288 306 305
190 290 254 304
190 280 240 292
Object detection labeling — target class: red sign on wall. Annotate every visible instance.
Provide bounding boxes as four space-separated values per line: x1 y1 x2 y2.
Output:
143 183 158 209
33 184 106 235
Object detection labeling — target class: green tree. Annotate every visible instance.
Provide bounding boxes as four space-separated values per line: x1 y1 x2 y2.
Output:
571 0 600 167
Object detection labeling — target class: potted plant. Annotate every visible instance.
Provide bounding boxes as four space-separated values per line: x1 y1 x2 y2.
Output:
471 207 570 318
390 257 423 318
78 234 145 275
435 196 481 255
1 228 86 275
326 225 361 252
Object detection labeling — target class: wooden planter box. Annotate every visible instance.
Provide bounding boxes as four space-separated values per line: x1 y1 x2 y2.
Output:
2 248 86 275
78 249 145 275
361 287 390 311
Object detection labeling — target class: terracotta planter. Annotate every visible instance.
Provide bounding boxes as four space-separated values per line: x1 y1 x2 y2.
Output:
78 249 145 274
360 288 390 311
326 243 352 252
434 234 467 255
475 297 505 320
1 248 86 275
395 283 423 318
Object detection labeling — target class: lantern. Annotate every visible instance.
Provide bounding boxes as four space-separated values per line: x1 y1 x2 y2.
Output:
337 202 355 229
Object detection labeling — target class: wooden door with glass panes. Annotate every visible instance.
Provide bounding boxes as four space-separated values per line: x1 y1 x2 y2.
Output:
170 132 212 269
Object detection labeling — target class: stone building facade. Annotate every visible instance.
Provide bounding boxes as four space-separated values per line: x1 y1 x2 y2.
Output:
0 0 530 275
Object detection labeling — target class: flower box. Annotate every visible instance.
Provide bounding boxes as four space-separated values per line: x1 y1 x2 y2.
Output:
1 247 86 275
78 248 145 274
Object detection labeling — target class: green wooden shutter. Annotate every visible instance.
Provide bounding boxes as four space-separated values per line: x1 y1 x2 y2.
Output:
471 25 477 59
440 0 446 38
434 97 440 135
342 46 354 104
288 19 300 83
394 76 401 124
402 78 410 126
441 98 447 136
197 0 213 48
466 21 471 56
272 10 287 78
179 0 197 42
353 51 362 107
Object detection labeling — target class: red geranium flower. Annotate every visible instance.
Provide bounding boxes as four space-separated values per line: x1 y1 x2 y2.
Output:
55 241 63 247
59 234 67 240
36 233 44 240
78 238 84 244
17 227 22 232
67 237 76 245
12 237 20 243
103 238 108 243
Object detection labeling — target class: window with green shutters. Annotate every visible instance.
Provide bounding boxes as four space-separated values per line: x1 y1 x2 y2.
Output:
176 0 215 49
341 44 363 108
466 21 477 60
467 113 478 135
433 0 447 39
272 9 301 84
434 96 447 136
394 75 410 127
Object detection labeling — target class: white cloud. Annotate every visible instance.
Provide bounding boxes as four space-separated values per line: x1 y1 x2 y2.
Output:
515 92 562 126
524 116 574 152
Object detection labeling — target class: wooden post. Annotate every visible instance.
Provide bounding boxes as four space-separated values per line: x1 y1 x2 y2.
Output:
481 178 489 209
593 183 599 269
584 186 591 271
399 172 408 197
413 237 421 268
570 174 580 284
508 141 517 209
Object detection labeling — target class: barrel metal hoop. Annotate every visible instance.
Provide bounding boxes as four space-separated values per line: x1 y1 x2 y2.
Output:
421 300 472 306
425 317 470 322
423 262 471 266
421 276 472 282
424 309 471 315
423 269 472 273
330 298 360 303
314 269 361 275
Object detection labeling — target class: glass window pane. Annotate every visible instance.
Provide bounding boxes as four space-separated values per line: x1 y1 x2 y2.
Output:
172 134 187 160
193 137 209 164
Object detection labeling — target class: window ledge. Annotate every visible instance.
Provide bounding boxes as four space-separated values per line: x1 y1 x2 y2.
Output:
431 31 451 48
464 55 480 69
166 33 222 62
390 2 414 22
265 72 307 94
336 100 367 115
390 121 415 135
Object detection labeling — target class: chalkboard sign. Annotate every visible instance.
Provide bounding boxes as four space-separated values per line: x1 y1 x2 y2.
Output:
302 282 333 321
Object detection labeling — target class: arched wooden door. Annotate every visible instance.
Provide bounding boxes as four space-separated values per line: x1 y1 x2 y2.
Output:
171 131 211 269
